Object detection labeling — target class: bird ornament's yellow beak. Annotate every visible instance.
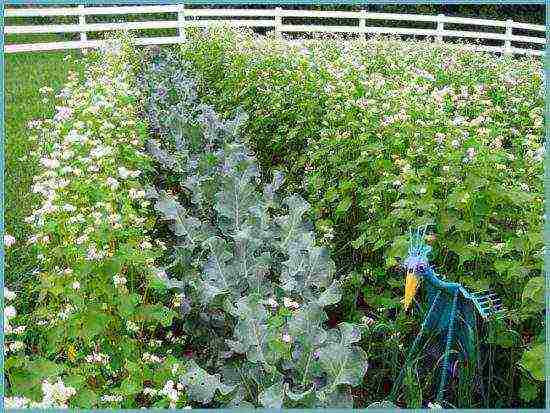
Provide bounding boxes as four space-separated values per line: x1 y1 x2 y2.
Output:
403 270 419 311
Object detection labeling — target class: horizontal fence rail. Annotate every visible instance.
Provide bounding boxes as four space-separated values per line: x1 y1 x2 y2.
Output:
4 5 546 56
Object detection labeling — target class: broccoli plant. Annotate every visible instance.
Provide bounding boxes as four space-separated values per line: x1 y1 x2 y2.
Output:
140 49 368 408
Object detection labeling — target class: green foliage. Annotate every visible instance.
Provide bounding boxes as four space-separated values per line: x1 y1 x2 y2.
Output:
519 343 544 382
178 28 544 407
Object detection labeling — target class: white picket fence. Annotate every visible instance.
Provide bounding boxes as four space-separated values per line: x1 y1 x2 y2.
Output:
4 5 546 56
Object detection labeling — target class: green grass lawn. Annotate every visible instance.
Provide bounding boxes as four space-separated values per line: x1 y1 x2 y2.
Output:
4 34 83 288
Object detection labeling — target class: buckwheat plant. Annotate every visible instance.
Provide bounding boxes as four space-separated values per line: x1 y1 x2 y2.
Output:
4 39 192 409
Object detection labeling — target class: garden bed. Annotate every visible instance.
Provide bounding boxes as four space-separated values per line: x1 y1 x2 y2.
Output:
4 30 545 409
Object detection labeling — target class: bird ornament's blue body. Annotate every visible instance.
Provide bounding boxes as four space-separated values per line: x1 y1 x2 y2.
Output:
392 227 504 404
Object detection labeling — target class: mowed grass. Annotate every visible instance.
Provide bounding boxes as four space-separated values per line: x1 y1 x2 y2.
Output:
5 34 83 289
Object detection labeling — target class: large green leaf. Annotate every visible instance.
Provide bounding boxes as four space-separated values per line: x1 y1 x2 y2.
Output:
521 276 544 312
519 343 544 381
259 381 285 408
180 360 236 404
201 236 240 303
230 295 280 366
276 195 311 251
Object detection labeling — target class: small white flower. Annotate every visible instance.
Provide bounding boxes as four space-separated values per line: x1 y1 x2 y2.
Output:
451 116 464 126
140 240 152 250
8 341 25 352
100 394 123 403
118 167 131 179
4 234 16 248
435 132 445 144
113 274 127 287
5 396 30 409
62 204 77 212
361 316 375 326
282 333 292 343
38 378 76 408
4 305 17 319
283 297 300 309
428 402 443 409
128 188 146 199
76 234 88 245
54 106 73 122
106 177 119 190
41 158 60 169
126 320 139 332
520 183 529 192
65 129 83 143
4 287 16 301
143 352 164 363
266 297 278 308
85 352 110 365
72 281 81 290
59 305 75 320
143 387 158 396
160 380 179 403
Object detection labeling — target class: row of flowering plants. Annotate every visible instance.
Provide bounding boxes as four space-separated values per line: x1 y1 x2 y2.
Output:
4 40 192 409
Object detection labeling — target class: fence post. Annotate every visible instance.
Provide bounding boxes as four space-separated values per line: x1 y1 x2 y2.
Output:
504 19 513 56
78 4 87 54
274 7 282 39
436 14 445 43
359 9 366 41
178 4 186 43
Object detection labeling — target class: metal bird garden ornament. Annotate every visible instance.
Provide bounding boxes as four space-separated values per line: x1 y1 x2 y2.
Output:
391 227 505 405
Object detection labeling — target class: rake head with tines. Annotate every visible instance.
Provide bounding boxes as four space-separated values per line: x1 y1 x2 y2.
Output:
470 289 506 320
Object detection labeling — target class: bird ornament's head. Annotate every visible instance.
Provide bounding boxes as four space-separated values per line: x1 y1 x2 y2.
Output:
402 227 433 311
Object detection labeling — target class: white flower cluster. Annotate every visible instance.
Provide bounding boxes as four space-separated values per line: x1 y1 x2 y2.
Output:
126 320 140 333
118 166 140 179
113 273 127 287
159 380 185 409
85 351 110 365
283 297 300 309
5 378 76 408
4 234 16 247
142 352 165 364
4 288 26 354
100 394 123 403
